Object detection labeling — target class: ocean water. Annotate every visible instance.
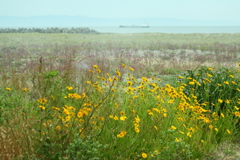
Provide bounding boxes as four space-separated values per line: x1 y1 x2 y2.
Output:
89 26 240 33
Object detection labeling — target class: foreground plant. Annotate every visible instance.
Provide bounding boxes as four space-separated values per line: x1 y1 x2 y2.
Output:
0 64 239 159
178 64 240 127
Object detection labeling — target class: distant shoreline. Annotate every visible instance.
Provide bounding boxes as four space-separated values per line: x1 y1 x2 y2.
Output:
2 26 239 34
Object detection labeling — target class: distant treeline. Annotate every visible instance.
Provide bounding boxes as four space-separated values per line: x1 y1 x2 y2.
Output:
0 27 99 34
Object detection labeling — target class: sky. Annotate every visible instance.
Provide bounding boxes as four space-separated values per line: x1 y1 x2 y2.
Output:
1 0 240 22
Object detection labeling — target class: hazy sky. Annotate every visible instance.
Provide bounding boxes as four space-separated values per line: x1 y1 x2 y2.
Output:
1 0 240 21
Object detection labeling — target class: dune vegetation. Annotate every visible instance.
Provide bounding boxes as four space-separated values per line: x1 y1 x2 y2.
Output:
0 33 240 159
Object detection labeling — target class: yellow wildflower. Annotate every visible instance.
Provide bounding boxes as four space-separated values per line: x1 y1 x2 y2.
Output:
162 113 167 117
175 138 180 142
99 117 105 121
96 69 101 73
117 131 127 138
232 81 237 85
38 98 48 104
218 99 223 103
52 106 60 111
116 71 121 76
226 129 231 134
132 95 138 99
224 81 229 85
234 111 240 117
127 81 132 86
168 99 174 103
113 116 119 120
38 105 46 110
147 110 154 116
64 116 71 122
152 108 160 113
225 99 230 103
221 113 225 118
204 78 211 83
79 128 84 133
22 88 29 92
134 127 140 133
120 111 125 115
203 117 211 123
88 70 94 73
170 126 176 130
134 123 139 128
234 106 239 110
187 127 195 132
206 73 212 77
135 116 140 123
66 86 73 90
129 67 134 71
122 63 127 68
187 132 192 137
112 77 118 82
93 65 98 68
142 153 147 158
55 126 61 131
120 116 127 121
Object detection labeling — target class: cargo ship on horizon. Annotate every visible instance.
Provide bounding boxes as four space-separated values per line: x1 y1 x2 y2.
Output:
119 23 149 28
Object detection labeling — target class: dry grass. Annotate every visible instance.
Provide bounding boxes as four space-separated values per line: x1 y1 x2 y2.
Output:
210 141 240 160
0 126 23 160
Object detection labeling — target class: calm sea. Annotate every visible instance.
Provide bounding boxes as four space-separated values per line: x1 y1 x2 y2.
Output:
89 26 240 33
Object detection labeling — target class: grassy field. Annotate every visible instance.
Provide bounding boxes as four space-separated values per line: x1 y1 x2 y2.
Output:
1 33 240 45
0 33 240 160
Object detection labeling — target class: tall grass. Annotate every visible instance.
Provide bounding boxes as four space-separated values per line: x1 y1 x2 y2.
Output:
1 63 239 159
0 33 240 159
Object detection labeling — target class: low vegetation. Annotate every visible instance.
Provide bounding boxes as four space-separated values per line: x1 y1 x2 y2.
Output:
0 33 239 159
0 27 99 34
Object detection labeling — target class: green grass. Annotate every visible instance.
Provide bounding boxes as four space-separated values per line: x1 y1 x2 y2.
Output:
0 33 240 159
1 33 240 47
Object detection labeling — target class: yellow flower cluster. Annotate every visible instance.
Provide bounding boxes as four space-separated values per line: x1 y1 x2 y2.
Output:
77 107 92 118
67 93 82 99
37 98 48 104
66 86 73 90
117 131 127 138
133 115 141 133
38 105 46 110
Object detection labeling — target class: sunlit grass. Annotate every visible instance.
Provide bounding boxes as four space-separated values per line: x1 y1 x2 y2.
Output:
0 33 240 159
1 63 239 159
